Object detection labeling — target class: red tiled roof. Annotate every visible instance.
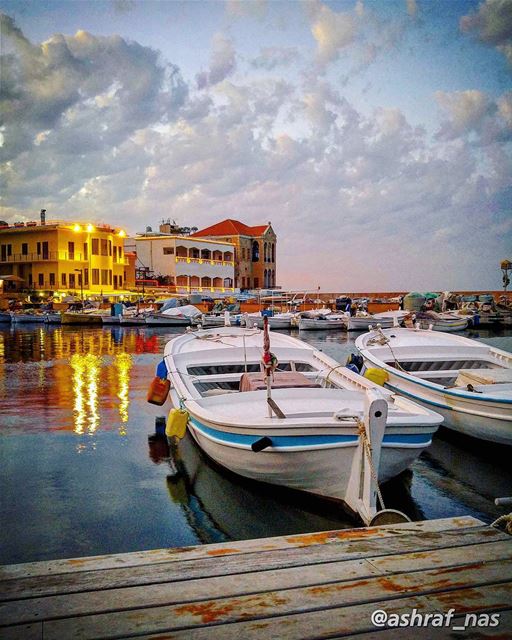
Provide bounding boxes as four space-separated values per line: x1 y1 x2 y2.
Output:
191 219 270 238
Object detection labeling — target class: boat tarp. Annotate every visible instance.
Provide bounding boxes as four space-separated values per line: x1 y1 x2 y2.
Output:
161 304 201 318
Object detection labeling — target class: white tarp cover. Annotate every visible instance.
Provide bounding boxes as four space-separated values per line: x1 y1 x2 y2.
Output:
161 304 201 318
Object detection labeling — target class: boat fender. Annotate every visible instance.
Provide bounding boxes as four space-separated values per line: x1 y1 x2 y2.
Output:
363 368 389 386
147 377 171 405
251 436 273 452
165 408 189 439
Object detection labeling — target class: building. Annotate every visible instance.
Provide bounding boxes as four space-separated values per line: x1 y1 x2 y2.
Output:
191 219 277 289
124 233 235 294
0 213 132 297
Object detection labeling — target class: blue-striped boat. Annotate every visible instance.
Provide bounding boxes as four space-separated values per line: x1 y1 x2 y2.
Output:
161 327 442 509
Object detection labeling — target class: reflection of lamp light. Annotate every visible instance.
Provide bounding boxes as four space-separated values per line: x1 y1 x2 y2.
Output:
115 353 132 430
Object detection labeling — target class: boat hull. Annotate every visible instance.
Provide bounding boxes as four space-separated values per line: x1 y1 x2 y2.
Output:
185 411 434 502
11 314 45 323
347 317 395 331
299 318 345 330
61 312 104 325
146 314 192 326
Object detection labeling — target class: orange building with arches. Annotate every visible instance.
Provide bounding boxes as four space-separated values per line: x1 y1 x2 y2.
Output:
192 219 277 290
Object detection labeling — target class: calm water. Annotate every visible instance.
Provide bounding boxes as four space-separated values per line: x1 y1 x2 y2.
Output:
1 323 511 564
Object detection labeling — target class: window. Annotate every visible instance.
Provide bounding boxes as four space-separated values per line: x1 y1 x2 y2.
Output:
108 240 112 256
83 242 88 260
37 242 41 255
113 275 118 289
101 269 108 285
91 238 99 255
38 273 44 286
163 247 174 255
69 273 75 288
49 273 55 287
84 269 89 286
251 241 259 262
109 270 112 285
118 247 122 259
7 244 12 256
100 239 108 256
68 242 74 260
113 246 117 261
254 277 259 288
61 273 67 286
92 269 99 285
21 243 28 256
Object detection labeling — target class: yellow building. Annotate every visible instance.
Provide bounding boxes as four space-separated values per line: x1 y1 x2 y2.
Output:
0 217 132 297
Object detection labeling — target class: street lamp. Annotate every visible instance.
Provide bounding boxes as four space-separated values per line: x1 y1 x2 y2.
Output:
501 260 512 293
75 268 84 306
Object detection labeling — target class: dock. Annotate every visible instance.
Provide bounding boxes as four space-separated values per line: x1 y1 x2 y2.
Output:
1 516 511 639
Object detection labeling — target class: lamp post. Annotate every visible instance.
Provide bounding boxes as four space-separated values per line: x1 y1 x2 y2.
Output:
501 260 511 293
75 268 83 306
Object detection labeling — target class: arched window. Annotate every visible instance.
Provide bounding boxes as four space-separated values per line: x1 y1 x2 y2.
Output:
176 246 188 257
223 251 233 261
200 248 211 260
264 242 267 262
223 277 233 287
264 269 268 288
271 244 275 263
190 275 200 288
212 250 223 261
190 247 200 259
213 277 222 288
252 241 259 262
272 269 275 287
176 275 188 286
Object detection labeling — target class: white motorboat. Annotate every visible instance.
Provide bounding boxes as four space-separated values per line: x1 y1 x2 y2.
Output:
246 312 297 330
146 304 202 326
414 311 468 332
157 325 442 524
101 315 121 325
355 327 512 445
10 312 46 323
299 312 348 331
119 314 147 326
43 312 62 324
347 311 407 332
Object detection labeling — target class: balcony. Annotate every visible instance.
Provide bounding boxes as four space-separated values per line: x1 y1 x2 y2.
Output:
0 251 88 263
175 257 234 267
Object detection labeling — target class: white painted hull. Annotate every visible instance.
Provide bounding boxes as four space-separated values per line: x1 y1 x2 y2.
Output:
119 316 147 325
146 314 192 326
299 318 346 330
347 316 395 331
101 316 121 325
11 314 46 323
356 328 512 445
254 316 293 330
416 319 468 332
187 420 428 501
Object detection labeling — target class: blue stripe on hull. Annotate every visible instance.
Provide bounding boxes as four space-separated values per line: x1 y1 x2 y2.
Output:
189 418 432 448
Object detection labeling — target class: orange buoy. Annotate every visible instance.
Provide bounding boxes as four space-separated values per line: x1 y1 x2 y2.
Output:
147 377 170 405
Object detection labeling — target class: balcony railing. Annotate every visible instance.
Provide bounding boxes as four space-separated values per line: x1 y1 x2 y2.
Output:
175 257 234 266
0 252 128 264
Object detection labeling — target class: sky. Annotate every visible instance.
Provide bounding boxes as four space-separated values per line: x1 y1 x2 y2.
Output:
0 0 511 291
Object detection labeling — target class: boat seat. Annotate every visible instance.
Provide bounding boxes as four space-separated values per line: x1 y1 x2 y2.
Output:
455 368 512 387
239 371 322 392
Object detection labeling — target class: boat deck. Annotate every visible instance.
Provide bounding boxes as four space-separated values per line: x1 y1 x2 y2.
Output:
1 516 511 639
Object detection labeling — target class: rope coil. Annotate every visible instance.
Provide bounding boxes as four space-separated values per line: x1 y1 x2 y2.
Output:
356 418 385 511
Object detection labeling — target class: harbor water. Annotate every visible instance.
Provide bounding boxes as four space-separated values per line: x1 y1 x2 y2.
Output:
1 323 511 565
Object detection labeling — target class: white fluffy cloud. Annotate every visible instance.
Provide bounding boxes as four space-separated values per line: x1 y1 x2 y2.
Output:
1 13 511 290
460 0 512 64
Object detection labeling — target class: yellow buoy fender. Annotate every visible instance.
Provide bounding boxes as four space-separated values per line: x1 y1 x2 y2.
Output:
364 368 389 386
165 408 189 439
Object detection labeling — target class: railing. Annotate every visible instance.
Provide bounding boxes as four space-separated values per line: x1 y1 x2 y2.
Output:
0 251 87 263
175 257 234 266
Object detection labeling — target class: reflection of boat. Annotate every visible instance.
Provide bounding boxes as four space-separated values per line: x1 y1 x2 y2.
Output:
356 327 512 445
161 326 441 522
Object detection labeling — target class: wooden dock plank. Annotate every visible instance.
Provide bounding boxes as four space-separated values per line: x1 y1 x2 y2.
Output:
0 624 42 640
1 525 505 602
51 583 512 640
2 539 511 627
40 559 512 639
0 516 482 581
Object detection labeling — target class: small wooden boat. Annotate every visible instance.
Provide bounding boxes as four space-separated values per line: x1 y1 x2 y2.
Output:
146 304 202 326
246 312 297 330
413 311 468 332
11 312 46 323
347 311 407 332
298 313 347 330
356 326 512 445
157 326 442 523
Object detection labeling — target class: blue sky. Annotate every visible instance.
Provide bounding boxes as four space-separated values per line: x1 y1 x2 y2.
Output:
1 0 511 290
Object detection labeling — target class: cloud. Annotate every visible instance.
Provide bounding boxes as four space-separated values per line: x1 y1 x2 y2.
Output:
225 0 267 20
307 1 357 65
435 89 493 137
460 0 512 64
196 33 236 89
251 46 300 70
406 0 418 18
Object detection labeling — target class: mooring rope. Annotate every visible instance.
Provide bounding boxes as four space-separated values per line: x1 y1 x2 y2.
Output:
357 418 385 511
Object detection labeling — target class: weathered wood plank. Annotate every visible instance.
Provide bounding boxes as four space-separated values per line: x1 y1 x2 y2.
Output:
46 583 512 640
0 623 42 640
0 516 483 581
41 560 512 640
2 539 511 627
1 526 505 602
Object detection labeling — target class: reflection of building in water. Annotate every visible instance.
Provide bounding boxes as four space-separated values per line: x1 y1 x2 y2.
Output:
70 354 101 434
114 353 132 431
148 437 228 544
